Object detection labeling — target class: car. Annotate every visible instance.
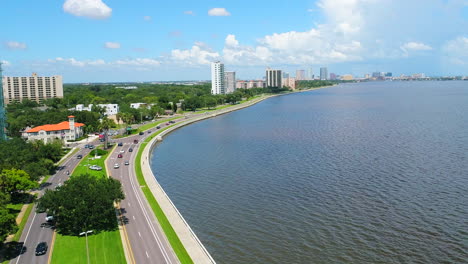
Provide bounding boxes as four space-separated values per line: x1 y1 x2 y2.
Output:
156 126 161 129
165 122 170 125
133 139 139 144
117 154 123 158
84 144 89 148
88 145 94 149
118 142 123 146
119 150 125 153
128 148 133 152
35 242 48 256
147 130 151 134
114 163 119 169
89 165 102 171
124 161 129 165
169 120 175 124
77 155 83 159
139 132 144 135
45 215 54 222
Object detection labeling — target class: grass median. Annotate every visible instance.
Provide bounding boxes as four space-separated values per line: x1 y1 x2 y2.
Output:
51 145 126 264
135 124 193 264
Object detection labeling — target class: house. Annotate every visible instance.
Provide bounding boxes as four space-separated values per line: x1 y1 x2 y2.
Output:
22 116 85 143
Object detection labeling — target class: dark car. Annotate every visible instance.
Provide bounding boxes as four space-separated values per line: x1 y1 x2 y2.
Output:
77 155 83 159
118 154 123 158
147 130 151 134
118 142 123 146
165 122 170 125
139 132 144 135
156 126 161 129
133 139 139 144
169 120 175 124
88 145 94 149
128 148 133 152
84 144 89 148
35 242 48 256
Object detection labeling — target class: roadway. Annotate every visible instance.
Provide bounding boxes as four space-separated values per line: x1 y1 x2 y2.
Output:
9 146 93 264
106 121 180 264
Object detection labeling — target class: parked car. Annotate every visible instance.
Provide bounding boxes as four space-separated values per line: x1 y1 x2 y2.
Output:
117 154 123 158
114 163 119 169
89 165 102 171
35 242 48 256
124 161 129 165
128 148 133 152
77 155 83 159
118 142 123 146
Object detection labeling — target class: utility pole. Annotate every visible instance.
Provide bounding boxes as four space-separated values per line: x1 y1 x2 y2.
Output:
0 61 7 140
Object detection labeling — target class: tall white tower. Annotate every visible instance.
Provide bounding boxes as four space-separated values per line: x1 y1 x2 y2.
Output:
211 61 225 95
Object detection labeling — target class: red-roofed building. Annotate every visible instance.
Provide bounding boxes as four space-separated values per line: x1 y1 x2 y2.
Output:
22 116 85 143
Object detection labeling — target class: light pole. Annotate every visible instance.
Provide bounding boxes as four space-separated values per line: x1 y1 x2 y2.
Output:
79 230 93 264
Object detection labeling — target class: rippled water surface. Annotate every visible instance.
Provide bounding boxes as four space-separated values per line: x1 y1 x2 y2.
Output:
151 81 468 264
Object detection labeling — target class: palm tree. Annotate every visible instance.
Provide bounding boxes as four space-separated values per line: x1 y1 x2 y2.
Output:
98 117 113 149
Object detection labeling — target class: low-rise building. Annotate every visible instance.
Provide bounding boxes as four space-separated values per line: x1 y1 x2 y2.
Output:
22 116 84 143
74 104 119 116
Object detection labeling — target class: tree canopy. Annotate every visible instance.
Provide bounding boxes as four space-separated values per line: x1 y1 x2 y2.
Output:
37 174 124 235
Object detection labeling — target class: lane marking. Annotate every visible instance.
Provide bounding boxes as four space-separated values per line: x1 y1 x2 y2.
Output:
133 215 136 220
138 232 141 237
146 251 149 258
15 212 37 264
128 202 131 207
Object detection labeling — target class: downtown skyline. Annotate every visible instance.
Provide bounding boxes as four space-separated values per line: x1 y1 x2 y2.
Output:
1 0 467 82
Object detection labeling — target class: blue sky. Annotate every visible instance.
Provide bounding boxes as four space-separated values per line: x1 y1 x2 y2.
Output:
1 0 467 82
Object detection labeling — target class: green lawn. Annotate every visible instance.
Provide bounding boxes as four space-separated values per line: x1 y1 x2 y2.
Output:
51 146 125 264
135 116 183 132
51 230 125 264
134 125 193 264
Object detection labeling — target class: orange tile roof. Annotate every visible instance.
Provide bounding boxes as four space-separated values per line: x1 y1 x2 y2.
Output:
26 121 85 133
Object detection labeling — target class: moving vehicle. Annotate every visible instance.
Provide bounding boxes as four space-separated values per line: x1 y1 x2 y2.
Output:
118 142 123 146
156 126 161 129
124 161 129 165
45 215 54 222
169 120 175 124
139 131 144 135
133 139 139 144
35 242 48 256
77 155 83 159
147 130 152 134
117 154 123 158
165 122 170 125
119 150 125 153
128 148 133 152
88 145 94 149
66 170 69 175
114 163 119 169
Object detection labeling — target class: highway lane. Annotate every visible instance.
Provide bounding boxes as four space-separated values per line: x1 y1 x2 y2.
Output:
10 146 93 264
107 124 180 264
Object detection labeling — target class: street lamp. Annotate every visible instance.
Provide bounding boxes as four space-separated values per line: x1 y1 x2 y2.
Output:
79 230 93 264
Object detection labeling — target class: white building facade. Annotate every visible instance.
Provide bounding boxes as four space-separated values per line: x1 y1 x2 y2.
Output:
211 61 225 95
2 73 63 105
74 104 119 116
266 68 283 88
224 71 236 94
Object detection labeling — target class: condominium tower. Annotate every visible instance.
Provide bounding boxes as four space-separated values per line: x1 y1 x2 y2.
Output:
211 61 225 95
0 62 6 140
2 73 63 105
296 70 306 81
224 71 236 94
320 67 328 80
266 68 282 88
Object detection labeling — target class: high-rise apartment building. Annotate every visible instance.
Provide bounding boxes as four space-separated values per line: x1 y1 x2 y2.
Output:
224 71 236 94
307 68 314 80
266 68 282 88
2 73 63 105
0 62 6 140
296 70 306 81
320 67 328 80
211 61 225 95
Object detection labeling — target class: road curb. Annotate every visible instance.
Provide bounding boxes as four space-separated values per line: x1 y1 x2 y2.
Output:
47 231 56 264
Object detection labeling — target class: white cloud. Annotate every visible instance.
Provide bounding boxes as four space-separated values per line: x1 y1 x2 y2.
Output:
113 58 160 66
104 42 121 49
443 36 468 65
143 16 152 21
171 44 220 65
63 0 112 19
4 41 27 50
47 57 161 67
208 8 231 16
401 42 432 51
1 60 11 67
184 10 194 15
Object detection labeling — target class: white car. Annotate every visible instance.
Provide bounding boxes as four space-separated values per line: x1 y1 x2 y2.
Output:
119 150 125 153
114 163 119 169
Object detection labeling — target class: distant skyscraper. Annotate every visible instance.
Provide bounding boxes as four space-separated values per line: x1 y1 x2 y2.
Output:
266 68 282 88
385 72 392 77
296 70 306 80
283 72 290 79
320 67 328 80
372 72 382 78
2 73 63 105
330 73 337 80
224 71 236 94
307 68 314 80
0 62 6 140
211 61 225 95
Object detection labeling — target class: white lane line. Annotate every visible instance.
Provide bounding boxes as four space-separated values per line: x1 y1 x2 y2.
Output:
15 212 37 264
127 151 173 264
146 251 149 258
133 215 136 220
138 231 141 237
128 202 131 207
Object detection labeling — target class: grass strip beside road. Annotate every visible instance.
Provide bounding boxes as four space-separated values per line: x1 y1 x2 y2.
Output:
136 116 183 132
135 125 193 264
51 230 125 264
12 202 34 242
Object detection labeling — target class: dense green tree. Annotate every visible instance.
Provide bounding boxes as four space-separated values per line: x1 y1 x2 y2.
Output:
37 174 124 235
0 169 38 194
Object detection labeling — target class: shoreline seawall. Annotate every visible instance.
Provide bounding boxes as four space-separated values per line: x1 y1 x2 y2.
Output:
139 86 335 263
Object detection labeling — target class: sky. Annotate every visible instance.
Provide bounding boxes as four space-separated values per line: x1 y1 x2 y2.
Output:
1 0 467 82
